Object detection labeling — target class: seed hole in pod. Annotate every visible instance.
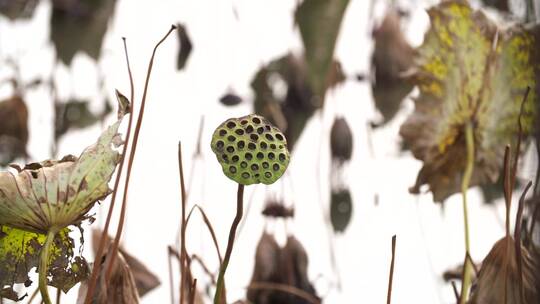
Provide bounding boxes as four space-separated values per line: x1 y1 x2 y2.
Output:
262 162 269 169
241 161 248 168
265 172 272 178
242 172 250 179
260 141 268 149
232 155 239 162
235 129 244 135
276 133 284 141
226 121 236 129
255 173 260 178
265 125 271 131
268 152 275 160
229 166 237 173
222 154 228 161
270 144 276 149
227 135 236 142
248 143 256 150
257 127 264 134
227 146 235 153
245 152 253 160
279 153 286 162
251 164 259 171
250 134 259 141
246 125 254 133
279 145 283 149
219 129 227 136
216 140 224 149
241 119 248 125
252 117 261 124
265 134 274 141
273 163 280 171
237 140 245 149
257 152 264 159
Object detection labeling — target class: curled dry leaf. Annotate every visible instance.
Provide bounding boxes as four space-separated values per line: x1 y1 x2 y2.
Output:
90 230 160 297
0 225 89 301
51 0 117 65
0 0 38 20
176 23 193 71
399 1 539 202
370 8 414 127
252 54 345 150
0 114 124 233
295 0 350 105
330 117 353 162
77 251 140 304
55 99 113 140
470 236 540 303
0 95 28 166
330 187 352 233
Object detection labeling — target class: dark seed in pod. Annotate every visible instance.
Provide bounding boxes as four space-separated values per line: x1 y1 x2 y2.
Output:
246 125 254 133
219 129 227 136
252 117 261 124
251 164 259 171
276 134 284 141
227 135 235 142
265 125 271 131
279 145 283 149
262 162 269 169
257 127 264 134
260 142 268 149
216 141 224 149
237 140 245 149
241 161 248 168
250 134 259 141
232 155 239 162
273 164 280 171
241 120 248 125
257 152 264 159
235 129 244 135
245 152 253 160
265 134 274 141
226 121 236 129
268 152 275 160
242 172 250 179
227 146 235 153
279 153 286 162
222 154 228 161
270 144 276 149
229 166 237 173
248 143 256 150
265 172 272 178
255 173 260 178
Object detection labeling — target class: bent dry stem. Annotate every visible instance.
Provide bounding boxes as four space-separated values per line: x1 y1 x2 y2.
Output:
459 122 475 303
214 184 245 304
39 228 59 304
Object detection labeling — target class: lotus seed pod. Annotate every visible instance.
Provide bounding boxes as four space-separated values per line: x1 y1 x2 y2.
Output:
211 114 290 185
330 117 353 162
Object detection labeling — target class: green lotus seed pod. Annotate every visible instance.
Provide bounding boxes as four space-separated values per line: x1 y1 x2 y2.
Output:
211 114 290 185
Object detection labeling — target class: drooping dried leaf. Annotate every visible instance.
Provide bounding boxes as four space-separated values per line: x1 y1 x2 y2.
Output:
219 93 242 107
176 23 193 71
330 187 352 233
470 236 540 303
55 99 112 140
77 251 140 304
0 226 89 301
330 117 353 162
399 1 539 202
51 0 117 65
295 0 350 105
0 115 124 233
370 9 414 127
247 232 281 303
0 0 38 20
115 90 131 120
91 230 160 297
0 95 28 166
